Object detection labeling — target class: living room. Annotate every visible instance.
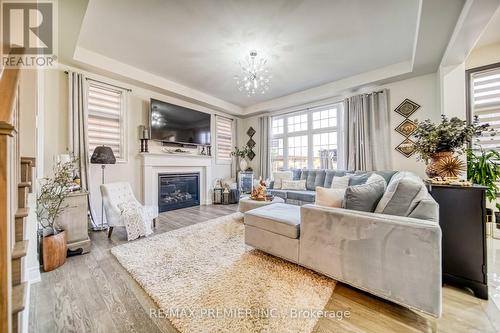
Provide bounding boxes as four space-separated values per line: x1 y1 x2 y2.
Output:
2 0 500 332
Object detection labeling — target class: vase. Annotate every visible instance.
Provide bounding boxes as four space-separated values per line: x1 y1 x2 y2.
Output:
425 151 453 178
42 230 67 272
239 158 248 171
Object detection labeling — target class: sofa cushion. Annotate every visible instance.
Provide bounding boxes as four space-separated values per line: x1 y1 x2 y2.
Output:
344 178 386 212
244 203 301 239
375 171 428 217
301 170 326 191
286 190 316 202
268 189 287 199
349 173 370 186
315 187 345 208
331 175 351 189
323 170 349 188
272 171 292 189
291 169 302 180
281 179 307 190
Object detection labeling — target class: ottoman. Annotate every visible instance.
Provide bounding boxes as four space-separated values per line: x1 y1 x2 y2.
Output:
244 203 301 263
238 196 285 213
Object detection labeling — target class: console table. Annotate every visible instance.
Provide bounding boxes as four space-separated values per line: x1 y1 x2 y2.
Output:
55 191 91 254
427 183 488 299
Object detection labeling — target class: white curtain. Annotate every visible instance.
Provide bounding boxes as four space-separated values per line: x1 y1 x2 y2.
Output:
343 89 391 171
259 115 271 180
68 71 96 226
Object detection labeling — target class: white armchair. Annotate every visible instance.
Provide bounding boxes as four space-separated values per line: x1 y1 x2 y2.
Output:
100 182 159 238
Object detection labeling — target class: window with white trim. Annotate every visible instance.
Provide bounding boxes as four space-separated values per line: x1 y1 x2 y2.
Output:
271 103 343 172
215 115 233 163
469 65 500 151
86 81 127 161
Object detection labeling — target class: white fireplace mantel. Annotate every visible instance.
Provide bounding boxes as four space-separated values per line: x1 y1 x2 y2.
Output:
140 153 213 207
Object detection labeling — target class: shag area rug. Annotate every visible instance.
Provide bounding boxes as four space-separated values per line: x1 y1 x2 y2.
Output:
111 212 336 333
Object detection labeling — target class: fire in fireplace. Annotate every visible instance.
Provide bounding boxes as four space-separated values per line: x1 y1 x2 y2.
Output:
158 173 200 212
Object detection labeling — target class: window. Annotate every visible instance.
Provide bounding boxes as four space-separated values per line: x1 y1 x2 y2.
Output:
469 65 500 151
215 115 233 163
87 81 127 160
270 103 342 171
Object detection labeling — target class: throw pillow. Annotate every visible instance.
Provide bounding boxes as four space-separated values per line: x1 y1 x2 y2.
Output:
331 175 351 189
348 173 370 186
315 187 346 208
272 171 293 189
374 171 427 216
344 178 386 212
281 179 307 190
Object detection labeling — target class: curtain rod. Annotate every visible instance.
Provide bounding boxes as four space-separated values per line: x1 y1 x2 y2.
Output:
64 70 132 92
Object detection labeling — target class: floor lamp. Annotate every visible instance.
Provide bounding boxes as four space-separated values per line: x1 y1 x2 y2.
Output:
90 145 116 231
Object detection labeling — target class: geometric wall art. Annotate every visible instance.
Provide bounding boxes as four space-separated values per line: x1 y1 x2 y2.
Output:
395 119 418 137
395 138 416 158
394 98 421 118
246 127 256 160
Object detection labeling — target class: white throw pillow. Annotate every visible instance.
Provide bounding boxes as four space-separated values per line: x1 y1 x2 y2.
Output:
281 179 307 190
272 171 293 189
315 187 346 208
331 175 351 189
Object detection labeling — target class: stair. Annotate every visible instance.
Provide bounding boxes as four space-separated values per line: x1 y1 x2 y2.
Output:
14 208 28 242
17 182 31 209
11 241 28 286
11 282 27 333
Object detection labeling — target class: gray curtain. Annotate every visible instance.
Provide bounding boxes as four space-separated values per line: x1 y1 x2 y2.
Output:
68 71 96 225
343 90 391 171
259 115 271 180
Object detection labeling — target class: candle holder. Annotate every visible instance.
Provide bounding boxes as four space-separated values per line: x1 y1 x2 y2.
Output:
139 125 150 153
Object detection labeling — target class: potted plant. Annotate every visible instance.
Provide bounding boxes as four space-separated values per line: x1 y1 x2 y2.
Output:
467 148 500 225
36 157 77 271
413 115 489 178
231 145 252 171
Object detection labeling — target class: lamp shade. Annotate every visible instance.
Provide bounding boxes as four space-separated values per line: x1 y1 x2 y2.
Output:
90 146 116 164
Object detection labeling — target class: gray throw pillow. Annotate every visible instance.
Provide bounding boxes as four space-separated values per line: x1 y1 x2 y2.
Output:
344 179 385 212
348 173 370 186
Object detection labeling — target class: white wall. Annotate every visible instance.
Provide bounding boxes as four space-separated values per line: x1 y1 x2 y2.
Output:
466 42 500 69
43 67 238 222
237 115 261 174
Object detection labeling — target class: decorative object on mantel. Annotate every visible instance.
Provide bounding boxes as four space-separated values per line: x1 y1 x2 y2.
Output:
139 125 150 153
37 156 78 271
231 145 252 171
413 115 489 178
394 98 420 118
395 119 418 137
395 138 416 158
90 145 116 231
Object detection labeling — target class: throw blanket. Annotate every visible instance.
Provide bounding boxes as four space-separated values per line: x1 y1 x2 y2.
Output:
118 201 153 241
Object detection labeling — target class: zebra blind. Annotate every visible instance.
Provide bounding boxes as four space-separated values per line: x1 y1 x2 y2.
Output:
215 115 233 162
87 82 124 159
471 67 500 151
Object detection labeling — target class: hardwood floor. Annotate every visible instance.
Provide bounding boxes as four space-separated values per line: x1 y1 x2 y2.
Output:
29 204 500 332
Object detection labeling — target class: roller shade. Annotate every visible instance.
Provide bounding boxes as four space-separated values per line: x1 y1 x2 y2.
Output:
87 83 124 159
216 115 233 162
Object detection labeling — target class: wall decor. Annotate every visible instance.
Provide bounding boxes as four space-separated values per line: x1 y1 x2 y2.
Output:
246 126 256 160
394 98 420 118
395 119 418 137
395 138 416 158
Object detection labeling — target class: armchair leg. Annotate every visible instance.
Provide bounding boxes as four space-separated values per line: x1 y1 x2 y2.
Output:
153 218 157 228
108 227 114 238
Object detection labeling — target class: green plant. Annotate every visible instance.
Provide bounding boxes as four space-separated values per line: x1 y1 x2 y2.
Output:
36 156 78 236
467 148 500 202
230 145 251 158
414 115 489 162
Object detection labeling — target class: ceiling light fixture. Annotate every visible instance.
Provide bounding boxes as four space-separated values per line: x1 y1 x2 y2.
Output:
234 50 271 96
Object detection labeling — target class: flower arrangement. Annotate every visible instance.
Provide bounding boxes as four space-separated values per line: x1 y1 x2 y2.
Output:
230 145 252 158
413 115 489 162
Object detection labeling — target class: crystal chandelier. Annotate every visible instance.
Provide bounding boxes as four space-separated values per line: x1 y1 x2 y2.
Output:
234 50 271 96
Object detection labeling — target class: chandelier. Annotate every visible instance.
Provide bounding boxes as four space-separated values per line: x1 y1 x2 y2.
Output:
234 50 271 96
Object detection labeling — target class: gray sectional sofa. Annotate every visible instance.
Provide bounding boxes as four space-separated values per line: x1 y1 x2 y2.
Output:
246 169 442 317
268 169 396 205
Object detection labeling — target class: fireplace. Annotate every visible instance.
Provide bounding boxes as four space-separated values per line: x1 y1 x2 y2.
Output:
158 173 200 212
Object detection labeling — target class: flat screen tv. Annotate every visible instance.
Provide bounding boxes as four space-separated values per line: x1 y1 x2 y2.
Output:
149 99 211 145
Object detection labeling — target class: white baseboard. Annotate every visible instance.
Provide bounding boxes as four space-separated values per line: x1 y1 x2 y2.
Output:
21 282 30 333
28 266 41 284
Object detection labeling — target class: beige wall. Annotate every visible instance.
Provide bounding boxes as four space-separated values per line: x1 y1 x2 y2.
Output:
43 67 238 222
466 42 500 69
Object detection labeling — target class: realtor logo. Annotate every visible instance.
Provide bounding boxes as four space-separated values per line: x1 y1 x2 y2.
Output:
1 1 57 67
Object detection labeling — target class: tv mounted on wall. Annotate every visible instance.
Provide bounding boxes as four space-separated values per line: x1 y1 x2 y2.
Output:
149 99 211 145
